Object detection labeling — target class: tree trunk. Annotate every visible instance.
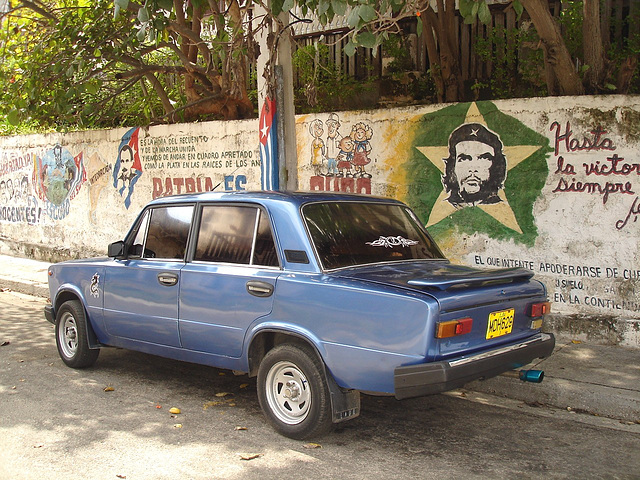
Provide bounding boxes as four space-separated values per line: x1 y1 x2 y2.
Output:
420 1 463 103
582 0 607 92
520 0 584 95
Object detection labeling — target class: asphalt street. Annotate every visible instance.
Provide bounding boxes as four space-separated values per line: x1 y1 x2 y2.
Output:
1 290 640 479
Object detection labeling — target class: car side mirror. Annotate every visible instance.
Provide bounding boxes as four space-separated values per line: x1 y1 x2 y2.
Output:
108 241 126 258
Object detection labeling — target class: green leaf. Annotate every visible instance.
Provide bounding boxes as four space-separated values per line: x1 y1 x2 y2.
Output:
359 5 377 22
344 40 356 57
137 7 149 23
113 0 129 18
331 0 347 16
318 0 330 16
347 7 361 28
271 0 284 16
357 31 376 48
512 0 524 19
282 0 295 13
471 1 479 17
416 17 423 37
157 0 173 11
459 0 474 18
85 80 100 95
7 110 20 126
478 2 491 25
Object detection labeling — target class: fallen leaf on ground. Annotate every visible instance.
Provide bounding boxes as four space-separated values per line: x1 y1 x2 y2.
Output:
234 426 247 431
215 392 232 397
203 401 223 410
155 405 162 409
116 475 127 479
1 341 10 347
169 407 181 414
173 424 183 428
571 340 582 344
103 386 114 392
33 444 44 449
218 372 226 376
303 443 322 449
239 383 249 389
239 453 262 461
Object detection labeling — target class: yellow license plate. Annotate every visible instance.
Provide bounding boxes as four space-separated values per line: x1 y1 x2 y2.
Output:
486 308 515 339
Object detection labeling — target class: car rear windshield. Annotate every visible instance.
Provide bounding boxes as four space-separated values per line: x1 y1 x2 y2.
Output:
302 202 444 270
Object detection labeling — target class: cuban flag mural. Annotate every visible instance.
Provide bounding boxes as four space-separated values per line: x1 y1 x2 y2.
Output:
259 97 279 191
112 127 142 209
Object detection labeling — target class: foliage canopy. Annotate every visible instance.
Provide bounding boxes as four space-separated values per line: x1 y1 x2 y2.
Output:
1 0 638 134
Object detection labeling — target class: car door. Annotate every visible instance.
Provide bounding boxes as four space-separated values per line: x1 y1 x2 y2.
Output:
179 204 281 357
103 204 194 347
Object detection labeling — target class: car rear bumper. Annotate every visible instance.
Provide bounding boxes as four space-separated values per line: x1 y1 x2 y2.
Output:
393 332 555 400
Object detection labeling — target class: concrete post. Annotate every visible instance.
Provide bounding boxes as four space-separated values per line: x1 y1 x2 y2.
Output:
255 5 298 191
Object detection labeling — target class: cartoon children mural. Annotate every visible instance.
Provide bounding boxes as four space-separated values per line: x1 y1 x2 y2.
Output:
350 122 373 178
325 113 341 176
309 119 325 176
308 115 375 180
336 136 355 177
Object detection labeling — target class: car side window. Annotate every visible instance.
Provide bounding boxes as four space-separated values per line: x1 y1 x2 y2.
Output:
195 205 279 267
253 210 279 267
140 206 193 260
128 210 150 259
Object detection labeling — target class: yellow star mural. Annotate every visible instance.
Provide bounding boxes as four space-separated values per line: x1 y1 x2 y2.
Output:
415 103 542 234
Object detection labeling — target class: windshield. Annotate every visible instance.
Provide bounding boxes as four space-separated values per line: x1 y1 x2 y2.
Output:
303 201 445 270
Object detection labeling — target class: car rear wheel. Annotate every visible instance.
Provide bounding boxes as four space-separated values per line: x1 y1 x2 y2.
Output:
55 300 99 368
257 344 333 439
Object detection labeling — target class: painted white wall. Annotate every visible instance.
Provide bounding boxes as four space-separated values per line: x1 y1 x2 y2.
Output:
1 95 638 344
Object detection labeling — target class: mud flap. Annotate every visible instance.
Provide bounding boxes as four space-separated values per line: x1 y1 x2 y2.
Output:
325 367 360 423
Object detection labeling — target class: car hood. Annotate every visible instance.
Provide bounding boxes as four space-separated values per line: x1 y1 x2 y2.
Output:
332 261 542 311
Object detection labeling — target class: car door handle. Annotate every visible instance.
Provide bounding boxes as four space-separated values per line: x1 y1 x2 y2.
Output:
158 272 178 287
246 281 274 297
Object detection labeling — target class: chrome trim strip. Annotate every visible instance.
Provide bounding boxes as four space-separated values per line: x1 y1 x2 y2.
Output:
447 333 551 367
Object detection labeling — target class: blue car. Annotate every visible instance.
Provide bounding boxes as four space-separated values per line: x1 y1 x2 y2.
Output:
45 191 554 439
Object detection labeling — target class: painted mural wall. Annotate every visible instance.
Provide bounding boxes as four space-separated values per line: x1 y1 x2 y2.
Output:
1 95 639 343
0 121 261 260
295 96 640 344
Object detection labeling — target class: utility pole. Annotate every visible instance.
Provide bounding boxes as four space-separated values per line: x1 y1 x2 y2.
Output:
255 4 298 191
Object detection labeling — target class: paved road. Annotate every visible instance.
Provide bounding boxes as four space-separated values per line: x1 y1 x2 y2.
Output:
1 291 639 479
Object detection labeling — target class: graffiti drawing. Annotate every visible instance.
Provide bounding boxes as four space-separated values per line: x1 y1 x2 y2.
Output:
350 122 373 178
442 123 507 207
309 119 325 176
113 127 142 209
409 102 550 243
31 145 86 220
33 145 85 206
86 152 112 224
336 136 355 177
325 113 341 176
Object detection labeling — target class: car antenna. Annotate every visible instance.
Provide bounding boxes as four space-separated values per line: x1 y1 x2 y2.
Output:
210 166 241 191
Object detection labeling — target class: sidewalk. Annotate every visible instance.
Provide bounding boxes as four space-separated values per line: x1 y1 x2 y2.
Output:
1 254 639 424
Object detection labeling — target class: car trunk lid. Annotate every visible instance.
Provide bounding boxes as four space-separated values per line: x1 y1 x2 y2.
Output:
334 261 548 360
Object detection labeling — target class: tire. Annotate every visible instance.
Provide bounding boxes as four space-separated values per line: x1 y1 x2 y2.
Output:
257 344 333 440
55 300 100 369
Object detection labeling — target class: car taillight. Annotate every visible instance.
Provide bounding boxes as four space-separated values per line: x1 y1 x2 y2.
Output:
435 317 473 338
528 301 551 317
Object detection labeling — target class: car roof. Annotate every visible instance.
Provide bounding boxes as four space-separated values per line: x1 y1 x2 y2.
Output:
146 190 405 208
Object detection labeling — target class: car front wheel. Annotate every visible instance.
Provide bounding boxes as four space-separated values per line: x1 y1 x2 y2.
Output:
55 300 99 368
257 344 333 439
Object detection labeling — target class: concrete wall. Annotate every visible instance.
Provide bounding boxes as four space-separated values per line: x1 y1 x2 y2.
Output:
1 96 639 345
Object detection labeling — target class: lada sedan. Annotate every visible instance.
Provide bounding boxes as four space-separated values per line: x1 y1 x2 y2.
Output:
45 191 554 439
